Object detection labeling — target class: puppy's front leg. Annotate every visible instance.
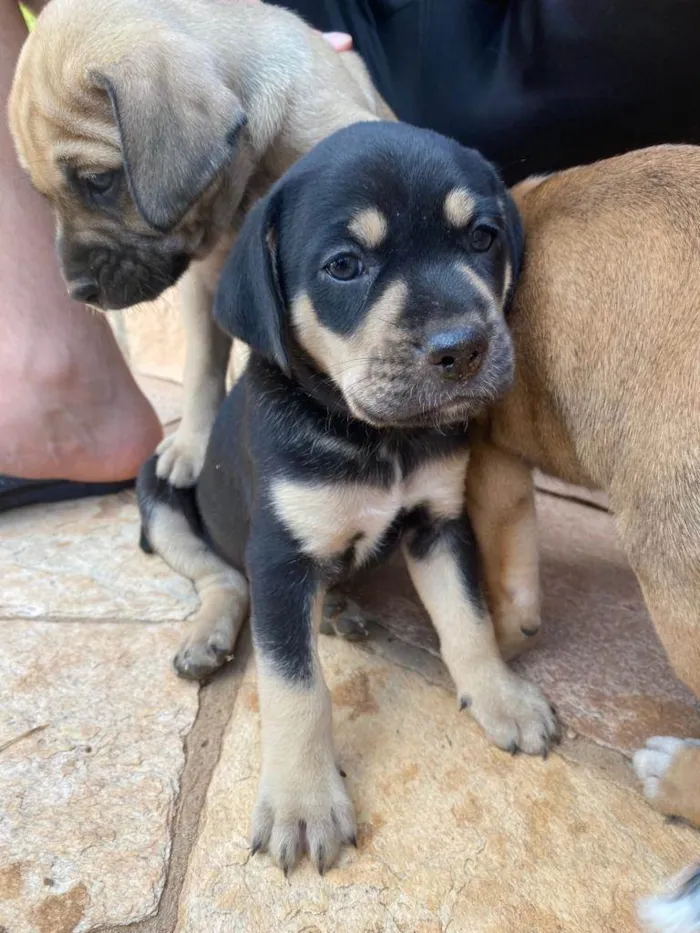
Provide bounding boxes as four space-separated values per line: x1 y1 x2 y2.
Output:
156 266 231 486
247 528 356 875
465 440 541 659
403 512 557 755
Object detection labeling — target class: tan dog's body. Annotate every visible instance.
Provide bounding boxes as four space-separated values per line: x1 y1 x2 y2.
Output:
467 146 700 834
9 0 393 486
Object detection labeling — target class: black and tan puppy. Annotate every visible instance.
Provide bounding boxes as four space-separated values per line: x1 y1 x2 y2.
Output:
138 121 558 873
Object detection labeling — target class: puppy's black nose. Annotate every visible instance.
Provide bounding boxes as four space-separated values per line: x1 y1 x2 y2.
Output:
426 326 488 379
69 278 100 305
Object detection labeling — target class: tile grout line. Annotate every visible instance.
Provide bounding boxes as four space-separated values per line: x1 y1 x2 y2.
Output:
89 631 253 933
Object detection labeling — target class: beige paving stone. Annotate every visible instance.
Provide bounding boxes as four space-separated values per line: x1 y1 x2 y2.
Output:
0 620 199 933
0 491 199 622
176 639 698 933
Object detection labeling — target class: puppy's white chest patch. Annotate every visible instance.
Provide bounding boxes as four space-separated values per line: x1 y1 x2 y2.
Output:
271 452 468 565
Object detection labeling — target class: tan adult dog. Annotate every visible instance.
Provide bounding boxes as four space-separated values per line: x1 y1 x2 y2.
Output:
465 145 700 924
8 0 392 488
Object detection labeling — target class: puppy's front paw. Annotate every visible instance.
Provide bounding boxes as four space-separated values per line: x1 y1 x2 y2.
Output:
633 736 700 825
174 625 235 681
462 668 559 756
156 429 207 487
251 766 356 875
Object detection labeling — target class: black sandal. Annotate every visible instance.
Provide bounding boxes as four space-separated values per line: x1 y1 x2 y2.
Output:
0 475 135 514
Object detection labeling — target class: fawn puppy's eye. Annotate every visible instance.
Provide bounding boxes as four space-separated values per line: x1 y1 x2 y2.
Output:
84 171 116 193
79 170 120 204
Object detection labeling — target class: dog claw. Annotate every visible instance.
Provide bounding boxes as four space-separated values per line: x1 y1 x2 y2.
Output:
664 814 686 826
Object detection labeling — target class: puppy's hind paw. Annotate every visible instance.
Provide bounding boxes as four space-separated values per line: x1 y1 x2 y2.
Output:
321 593 372 642
156 429 207 488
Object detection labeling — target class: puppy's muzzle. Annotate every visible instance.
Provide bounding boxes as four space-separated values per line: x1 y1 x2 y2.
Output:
63 247 190 310
424 325 488 381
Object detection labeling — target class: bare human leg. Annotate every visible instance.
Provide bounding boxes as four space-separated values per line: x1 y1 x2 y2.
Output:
0 0 162 490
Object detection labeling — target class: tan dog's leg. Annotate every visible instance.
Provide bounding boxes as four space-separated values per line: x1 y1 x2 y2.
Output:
635 575 700 703
622 508 700 830
619 500 700 699
156 267 231 487
402 526 557 755
145 499 248 680
634 740 700 933
251 592 356 875
465 441 541 659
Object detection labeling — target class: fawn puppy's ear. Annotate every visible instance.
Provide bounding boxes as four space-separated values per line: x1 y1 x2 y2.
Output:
92 35 246 232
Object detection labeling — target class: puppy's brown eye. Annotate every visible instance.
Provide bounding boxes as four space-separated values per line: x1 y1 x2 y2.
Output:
325 255 364 281
82 171 118 196
470 225 496 252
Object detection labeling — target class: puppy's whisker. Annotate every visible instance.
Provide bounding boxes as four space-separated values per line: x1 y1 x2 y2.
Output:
328 358 383 378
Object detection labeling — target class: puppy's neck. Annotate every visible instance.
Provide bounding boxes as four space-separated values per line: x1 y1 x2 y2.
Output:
250 352 469 454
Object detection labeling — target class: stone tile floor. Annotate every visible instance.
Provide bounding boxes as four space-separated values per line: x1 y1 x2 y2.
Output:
1 374 699 933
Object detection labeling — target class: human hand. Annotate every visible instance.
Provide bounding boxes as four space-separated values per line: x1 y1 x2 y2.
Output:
321 32 353 52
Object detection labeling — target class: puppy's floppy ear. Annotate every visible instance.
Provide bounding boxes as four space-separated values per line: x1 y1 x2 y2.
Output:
91 36 246 232
503 190 525 298
214 189 290 375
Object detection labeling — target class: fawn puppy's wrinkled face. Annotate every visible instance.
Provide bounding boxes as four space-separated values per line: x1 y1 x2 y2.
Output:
8 0 251 309
216 121 523 427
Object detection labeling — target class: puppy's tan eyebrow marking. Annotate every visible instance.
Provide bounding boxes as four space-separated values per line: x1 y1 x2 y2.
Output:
348 207 388 249
457 261 497 316
444 188 476 228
